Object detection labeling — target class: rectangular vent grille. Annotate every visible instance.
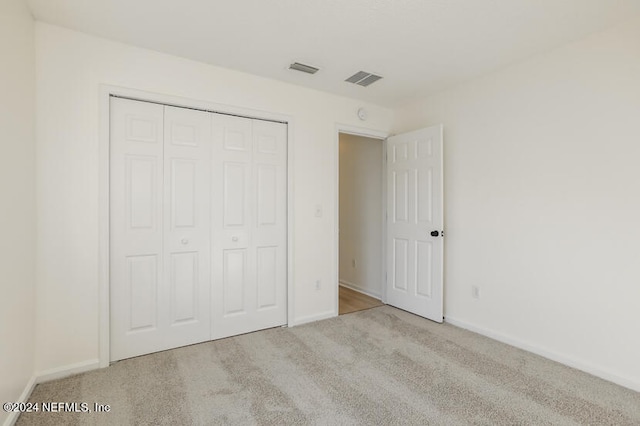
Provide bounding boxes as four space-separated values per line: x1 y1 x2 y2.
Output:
289 62 319 74
345 71 370 84
345 71 383 87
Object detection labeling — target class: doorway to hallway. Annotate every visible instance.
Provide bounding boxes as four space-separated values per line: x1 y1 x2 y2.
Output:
338 132 385 315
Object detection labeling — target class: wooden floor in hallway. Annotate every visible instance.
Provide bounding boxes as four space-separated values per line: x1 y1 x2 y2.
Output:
339 285 384 315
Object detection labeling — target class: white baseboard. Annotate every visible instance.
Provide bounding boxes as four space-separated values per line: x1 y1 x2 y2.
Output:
3 359 102 426
338 280 381 300
445 316 640 393
292 310 336 326
35 359 101 384
3 376 36 426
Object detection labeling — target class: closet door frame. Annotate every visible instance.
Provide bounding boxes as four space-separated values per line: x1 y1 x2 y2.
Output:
98 85 294 367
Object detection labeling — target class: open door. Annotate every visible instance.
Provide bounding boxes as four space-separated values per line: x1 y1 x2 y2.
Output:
386 125 443 322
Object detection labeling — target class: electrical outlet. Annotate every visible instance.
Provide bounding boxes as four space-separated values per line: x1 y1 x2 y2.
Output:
472 286 480 299
315 280 321 290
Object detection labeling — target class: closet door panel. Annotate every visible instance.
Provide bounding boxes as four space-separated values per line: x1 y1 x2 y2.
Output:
110 98 165 361
252 120 287 321
163 105 212 344
211 115 253 337
212 115 287 339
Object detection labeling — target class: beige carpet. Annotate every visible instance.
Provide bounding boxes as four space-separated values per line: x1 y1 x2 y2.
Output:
18 306 640 425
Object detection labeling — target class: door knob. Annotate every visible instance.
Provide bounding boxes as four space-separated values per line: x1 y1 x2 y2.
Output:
430 230 439 237
232 236 239 242
181 238 189 245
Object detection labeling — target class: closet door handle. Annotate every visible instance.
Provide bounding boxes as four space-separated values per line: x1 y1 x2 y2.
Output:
232 236 239 242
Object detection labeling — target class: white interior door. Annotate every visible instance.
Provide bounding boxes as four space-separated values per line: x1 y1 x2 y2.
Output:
386 125 443 322
211 114 287 339
110 98 212 361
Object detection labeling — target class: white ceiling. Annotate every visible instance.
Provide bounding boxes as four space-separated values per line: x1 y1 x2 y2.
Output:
27 0 640 107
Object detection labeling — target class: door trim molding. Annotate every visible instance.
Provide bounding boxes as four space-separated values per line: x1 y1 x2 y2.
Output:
334 124 388 317
98 85 294 367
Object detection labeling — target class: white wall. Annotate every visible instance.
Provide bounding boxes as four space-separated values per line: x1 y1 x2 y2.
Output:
0 0 36 423
339 134 383 298
34 23 393 372
394 17 640 390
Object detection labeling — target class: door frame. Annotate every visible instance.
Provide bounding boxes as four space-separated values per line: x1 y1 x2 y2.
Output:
334 124 389 315
98 85 295 367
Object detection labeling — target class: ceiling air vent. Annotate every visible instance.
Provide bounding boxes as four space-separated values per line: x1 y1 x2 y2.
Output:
345 71 383 87
289 62 319 74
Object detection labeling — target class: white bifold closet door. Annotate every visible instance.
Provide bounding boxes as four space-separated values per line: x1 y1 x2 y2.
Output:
110 97 287 361
211 114 287 340
110 99 212 361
